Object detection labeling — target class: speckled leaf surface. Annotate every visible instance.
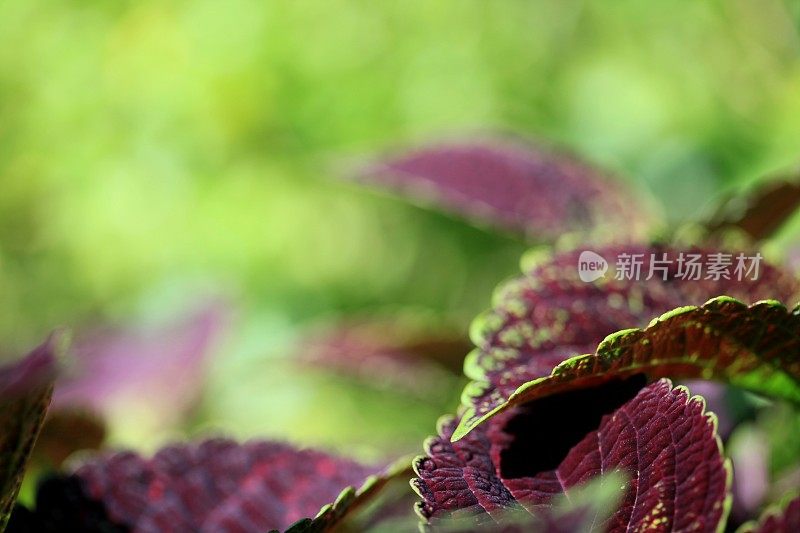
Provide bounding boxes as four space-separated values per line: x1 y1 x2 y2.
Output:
458 297 800 439
460 244 799 438
355 139 651 239
414 379 730 532
11 438 402 533
0 336 59 530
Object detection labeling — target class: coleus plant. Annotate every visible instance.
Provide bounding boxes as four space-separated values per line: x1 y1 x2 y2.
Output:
1 345 411 532
1 137 800 532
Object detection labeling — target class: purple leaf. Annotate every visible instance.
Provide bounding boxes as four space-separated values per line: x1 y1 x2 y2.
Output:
18 438 404 532
411 416 488 524
297 316 469 397
355 139 651 239
739 494 800 533
54 303 227 429
414 379 730 532
0 335 60 529
460 244 799 437
708 174 800 241
458 297 800 439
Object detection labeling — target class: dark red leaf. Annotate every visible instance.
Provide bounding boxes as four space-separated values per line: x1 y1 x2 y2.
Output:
297 316 469 397
458 297 800 439
30 438 403 532
0 335 60 529
354 139 651 240
708 173 800 241
411 416 491 524
415 379 731 532
460 244 799 438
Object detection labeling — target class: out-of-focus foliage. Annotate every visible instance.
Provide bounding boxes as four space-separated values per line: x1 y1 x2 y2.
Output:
0 339 57 530
2 0 800 460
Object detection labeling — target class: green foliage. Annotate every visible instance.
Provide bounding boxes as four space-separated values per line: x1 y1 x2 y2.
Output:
2 0 800 349
2 2 800 531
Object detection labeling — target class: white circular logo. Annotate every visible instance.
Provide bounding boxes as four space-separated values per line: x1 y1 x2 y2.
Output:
578 250 608 282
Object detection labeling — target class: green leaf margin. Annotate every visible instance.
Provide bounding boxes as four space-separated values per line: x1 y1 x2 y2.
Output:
454 296 800 441
282 456 413 533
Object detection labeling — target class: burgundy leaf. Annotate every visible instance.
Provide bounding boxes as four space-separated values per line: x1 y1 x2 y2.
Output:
54 303 227 429
297 316 468 397
414 379 731 532
19 438 402 532
458 297 800 439
460 244 799 437
354 139 651 239
708 173 800 241
739 494 800 533
411 416 491 525
0 335 60 529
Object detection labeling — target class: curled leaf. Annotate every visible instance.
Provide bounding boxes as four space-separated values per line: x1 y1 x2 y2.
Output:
0 336 60 530
460 244 799 439
414 379 730 532
355 139 651 239
12 438 404 533
458 297 800 440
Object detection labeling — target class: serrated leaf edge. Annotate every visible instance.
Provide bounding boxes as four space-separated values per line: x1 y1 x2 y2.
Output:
286 454 414 533
454 296 800 441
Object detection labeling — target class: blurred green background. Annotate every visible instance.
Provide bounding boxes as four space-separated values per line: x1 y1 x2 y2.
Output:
3 0 800 460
